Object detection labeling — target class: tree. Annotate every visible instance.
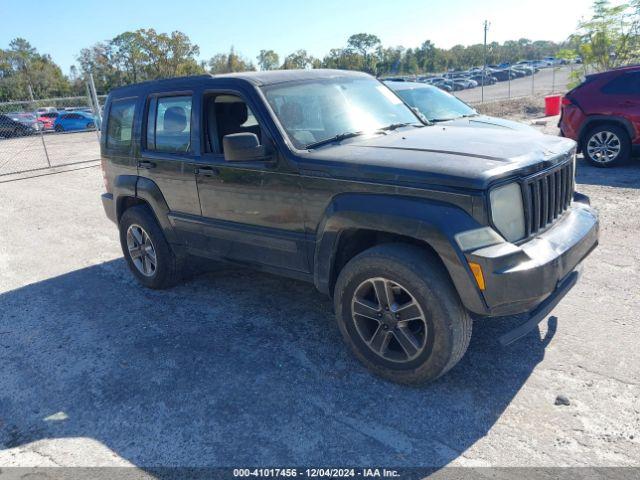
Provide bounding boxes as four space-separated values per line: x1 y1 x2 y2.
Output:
282 49 315 69
136 29 202 78
207 47 255 74
375 46 404 76
0 38 71 101
346 33 381 73
78 42 120 93
77 29 203 93
569 0 639 72
321 48 364 71
111 31 147 84
256 49 280 71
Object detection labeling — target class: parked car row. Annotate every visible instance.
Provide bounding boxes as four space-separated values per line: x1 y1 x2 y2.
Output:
382 57 577 92
0 107 97 139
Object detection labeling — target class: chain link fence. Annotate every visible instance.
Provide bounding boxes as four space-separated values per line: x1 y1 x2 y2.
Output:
0 83 104 177
454 64 582 105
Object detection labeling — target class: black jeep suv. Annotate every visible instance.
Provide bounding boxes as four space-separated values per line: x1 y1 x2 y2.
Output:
101 70 599 384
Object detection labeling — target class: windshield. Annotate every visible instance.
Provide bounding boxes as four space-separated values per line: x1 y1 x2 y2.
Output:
393 85 477 122
261 77 420 149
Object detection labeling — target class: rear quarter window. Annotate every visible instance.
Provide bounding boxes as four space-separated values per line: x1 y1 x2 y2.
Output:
601 72 640 95
106 98 136 151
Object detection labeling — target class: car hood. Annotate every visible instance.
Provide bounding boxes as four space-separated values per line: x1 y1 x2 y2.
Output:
299 125 576 190
438 114 539 133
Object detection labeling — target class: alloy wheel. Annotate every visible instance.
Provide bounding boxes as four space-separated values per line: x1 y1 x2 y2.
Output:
351 277 428 363
587 131 621 164
126 224 157 277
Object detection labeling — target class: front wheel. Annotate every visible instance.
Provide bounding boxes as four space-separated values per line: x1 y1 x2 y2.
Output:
54 124 63 132
334 244 472 384
583 124 630 167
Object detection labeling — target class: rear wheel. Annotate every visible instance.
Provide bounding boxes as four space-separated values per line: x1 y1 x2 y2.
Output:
334 244 472 384
583 124 630 167
119 205 182 289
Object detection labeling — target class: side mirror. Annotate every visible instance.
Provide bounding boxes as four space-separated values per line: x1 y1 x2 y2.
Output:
223 133 268 162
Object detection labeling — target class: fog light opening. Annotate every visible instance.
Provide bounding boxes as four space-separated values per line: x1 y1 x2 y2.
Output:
468 262 486 291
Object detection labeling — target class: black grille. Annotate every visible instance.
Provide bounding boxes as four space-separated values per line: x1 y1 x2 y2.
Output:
523 159 574 236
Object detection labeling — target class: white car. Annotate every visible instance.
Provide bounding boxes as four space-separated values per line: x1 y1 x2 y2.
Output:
386 81 540 133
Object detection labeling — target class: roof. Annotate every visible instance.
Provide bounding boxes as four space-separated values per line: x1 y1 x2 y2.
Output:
109 69 372 96
587 64 640 79
212 68 371 86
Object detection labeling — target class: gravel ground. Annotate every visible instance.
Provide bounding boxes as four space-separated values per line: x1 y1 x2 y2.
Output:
0 125 639 471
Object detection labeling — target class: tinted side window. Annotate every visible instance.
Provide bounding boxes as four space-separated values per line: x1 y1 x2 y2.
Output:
602 73 640 95
106 98 136 150
147 95 192 153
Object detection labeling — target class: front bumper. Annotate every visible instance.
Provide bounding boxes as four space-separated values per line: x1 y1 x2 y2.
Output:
467 196 598 317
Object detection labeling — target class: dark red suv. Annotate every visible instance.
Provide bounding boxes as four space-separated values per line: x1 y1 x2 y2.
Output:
559 65 640 167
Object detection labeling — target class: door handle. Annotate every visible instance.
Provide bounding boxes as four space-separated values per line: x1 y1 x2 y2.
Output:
138 160 156 169
195 166 220 177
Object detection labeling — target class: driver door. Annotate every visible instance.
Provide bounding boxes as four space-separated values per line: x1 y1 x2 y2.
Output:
191 91 309 274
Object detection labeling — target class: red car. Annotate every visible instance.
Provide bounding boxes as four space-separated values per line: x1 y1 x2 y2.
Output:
559 65 640 167
37 111 59 131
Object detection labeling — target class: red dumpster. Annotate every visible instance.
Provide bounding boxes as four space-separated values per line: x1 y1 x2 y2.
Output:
545 95 562 116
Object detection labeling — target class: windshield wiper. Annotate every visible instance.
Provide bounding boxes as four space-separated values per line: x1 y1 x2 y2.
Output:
305 131 364 149
430 114 478 122
378 122 422 131
429 118 456 122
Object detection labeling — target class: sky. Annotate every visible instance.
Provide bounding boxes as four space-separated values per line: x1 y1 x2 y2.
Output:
0 0 596 73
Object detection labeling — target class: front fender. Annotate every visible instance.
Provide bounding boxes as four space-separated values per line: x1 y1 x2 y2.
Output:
314 193 488 315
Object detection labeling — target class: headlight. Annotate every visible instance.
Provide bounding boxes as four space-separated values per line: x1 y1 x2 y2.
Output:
490 182 525 242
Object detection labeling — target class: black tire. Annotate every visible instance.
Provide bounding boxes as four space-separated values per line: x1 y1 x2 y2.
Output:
119 204 182 289
54 124 63 132
334 243 472 384
582 124 630 167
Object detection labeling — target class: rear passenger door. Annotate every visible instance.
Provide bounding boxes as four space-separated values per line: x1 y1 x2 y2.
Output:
139 92 202 244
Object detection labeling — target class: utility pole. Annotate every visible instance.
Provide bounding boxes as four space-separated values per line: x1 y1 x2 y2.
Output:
482 20 490 103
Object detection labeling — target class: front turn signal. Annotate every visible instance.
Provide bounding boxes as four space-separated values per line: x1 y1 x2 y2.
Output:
468 262 485 291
